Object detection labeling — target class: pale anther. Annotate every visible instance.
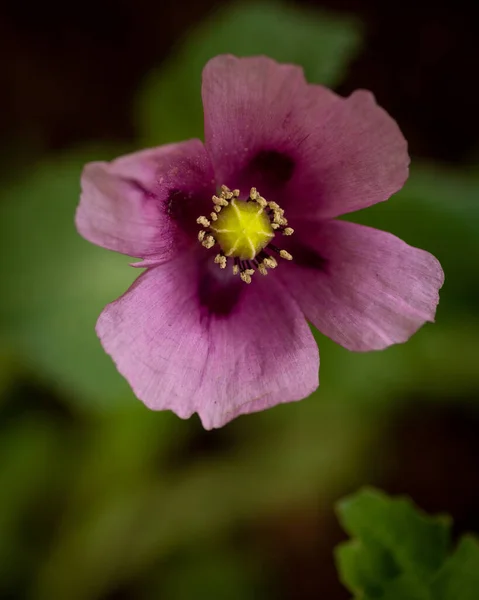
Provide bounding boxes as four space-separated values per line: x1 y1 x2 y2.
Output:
256 196 267 208
202 235 215 249
198 230 206 242
280 250 293 261
283 227 294 236
263 257 277 269
220 185 234 200
214 254 227 269
210 212 218 221
240 269 255 284
197 216 210 227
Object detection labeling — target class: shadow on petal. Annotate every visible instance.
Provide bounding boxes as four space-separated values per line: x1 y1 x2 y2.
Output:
167 188 212 238
283 237 329 272
198 263 244 318
292 243 329 272
237 149 296 195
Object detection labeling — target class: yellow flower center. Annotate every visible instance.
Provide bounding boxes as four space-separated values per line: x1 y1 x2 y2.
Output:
210 199 274 260
196 186 294 284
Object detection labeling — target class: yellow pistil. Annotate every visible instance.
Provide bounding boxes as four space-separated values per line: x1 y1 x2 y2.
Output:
210 198 274 260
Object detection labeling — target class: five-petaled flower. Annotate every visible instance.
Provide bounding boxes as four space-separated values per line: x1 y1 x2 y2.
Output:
76 55 444 429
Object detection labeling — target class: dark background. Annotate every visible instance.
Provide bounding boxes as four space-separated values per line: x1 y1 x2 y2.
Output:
1 0 478 161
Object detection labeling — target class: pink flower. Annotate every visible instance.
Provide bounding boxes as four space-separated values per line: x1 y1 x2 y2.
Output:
76 55 444 429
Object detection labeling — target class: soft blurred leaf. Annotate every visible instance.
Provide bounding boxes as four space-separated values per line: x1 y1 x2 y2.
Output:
335 487 479 599
0 147 138 410
136 0 362 145
334 537 401 598
336 488 450 583
431 536 479 600
371 576 431 600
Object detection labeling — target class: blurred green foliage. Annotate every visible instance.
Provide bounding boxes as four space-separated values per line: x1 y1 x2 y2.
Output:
0 1 478 598
0 147 137 409
336 488 479 599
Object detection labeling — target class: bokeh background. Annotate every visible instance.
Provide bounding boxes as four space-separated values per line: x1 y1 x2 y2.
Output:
0 1 478 598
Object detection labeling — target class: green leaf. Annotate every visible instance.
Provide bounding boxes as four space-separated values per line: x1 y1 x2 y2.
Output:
335 537 401 597
135 0 363 146
336 488 450 586
335 488 479 600
0 147 138 411
375 575 431 600
431 536 479 600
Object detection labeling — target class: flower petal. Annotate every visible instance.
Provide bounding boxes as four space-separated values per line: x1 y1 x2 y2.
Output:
76 140 216 260
202 54 337 198
287 90 409 219
203 56 406 218
281 220 444 351
97 253 319 429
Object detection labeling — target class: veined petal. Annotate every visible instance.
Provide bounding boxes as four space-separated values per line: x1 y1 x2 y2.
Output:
287 90 409 219
76 140 215 260
281 220 444 351
202 56 407 219
97 254 319 429
202 54 337 199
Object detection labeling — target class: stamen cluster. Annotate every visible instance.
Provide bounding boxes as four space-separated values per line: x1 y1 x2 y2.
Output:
196 186 294 283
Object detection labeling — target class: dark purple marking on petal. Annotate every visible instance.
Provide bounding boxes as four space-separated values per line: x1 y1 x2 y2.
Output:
166 189 186 219
238 150 296 194
165 188 206 238
198 266 244 318
166 186 216 241
278 230 329 272
289 241 329 272
249 150 296 185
